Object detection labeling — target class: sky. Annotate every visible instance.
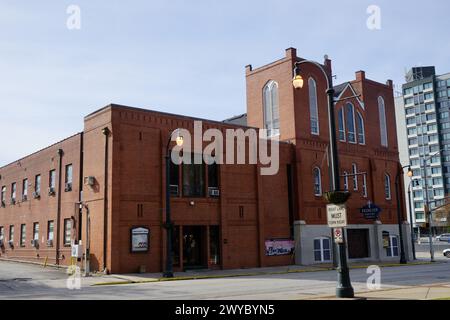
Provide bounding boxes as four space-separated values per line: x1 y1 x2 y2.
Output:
0 0 449 166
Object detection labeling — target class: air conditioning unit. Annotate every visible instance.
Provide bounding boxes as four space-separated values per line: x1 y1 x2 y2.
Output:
47 239 53 247
48 187 56 196
32 191 41 199
31 239 39 248
65 182 72 192
84 176 95 187
10 198 16 205
208 187 220 197
8 240 14 248
169 185 179 196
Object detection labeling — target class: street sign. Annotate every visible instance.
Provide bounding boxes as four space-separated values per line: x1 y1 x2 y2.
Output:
334 228 344 243
327 204 348 228
360 202 382 220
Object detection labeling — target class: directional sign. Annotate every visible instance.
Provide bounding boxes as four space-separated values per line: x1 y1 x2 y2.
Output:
327 204 348 228
360 202 382 220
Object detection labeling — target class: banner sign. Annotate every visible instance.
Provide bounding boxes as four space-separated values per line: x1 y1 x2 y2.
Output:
131 227 150 253
265 239 295 256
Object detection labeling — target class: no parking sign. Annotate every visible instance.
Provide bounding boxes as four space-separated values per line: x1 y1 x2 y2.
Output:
334 228 344 244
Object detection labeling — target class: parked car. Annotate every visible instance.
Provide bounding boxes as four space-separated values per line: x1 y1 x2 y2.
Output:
436 234 450 242
444 249 450 258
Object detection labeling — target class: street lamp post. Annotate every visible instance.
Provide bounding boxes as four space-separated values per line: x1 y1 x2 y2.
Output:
420 149 446 262
407 180 417 260
293 58 354 299
163 130 184 278
395 165 413 264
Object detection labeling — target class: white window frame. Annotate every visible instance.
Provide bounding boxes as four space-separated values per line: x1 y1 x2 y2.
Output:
263 81 280 138
378 96 388 147
386 235 399 257
345 103 356 143
352 163 358 191
362 174 368 198
338 108 346 142
33 222 39 241
313 167 322 196
356 111 365 145
343 171 349 191
385 174 391 200
313 237 332 262
308 77 319 135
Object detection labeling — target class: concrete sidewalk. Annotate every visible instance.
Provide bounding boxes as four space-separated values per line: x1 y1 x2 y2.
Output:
90 260 438 286
311 283 450 300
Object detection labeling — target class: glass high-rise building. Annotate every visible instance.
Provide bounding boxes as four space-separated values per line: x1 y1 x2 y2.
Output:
399 66 450 235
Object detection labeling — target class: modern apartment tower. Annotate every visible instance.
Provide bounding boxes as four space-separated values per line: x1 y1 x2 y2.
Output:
399 66 450 236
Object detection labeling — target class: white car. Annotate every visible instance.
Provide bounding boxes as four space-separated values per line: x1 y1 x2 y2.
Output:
444 249 450 258
436 234 450 242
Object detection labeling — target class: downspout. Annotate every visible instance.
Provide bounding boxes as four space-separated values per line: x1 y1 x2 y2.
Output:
102 127 110 273
56 148 64 265
78 133 84 242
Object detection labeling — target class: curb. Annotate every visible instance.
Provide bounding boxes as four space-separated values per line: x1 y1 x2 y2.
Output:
91 261 439 287
0 257 68 271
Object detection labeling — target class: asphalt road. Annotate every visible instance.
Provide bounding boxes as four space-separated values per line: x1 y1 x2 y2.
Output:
0 259 449 300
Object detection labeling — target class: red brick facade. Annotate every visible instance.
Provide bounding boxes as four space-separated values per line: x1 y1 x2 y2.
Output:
0 48 409 273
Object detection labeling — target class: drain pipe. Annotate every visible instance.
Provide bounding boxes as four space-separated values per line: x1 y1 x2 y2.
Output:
102 127 110 273
56 148 64 266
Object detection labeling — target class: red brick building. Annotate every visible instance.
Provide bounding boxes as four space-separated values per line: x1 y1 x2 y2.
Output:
0 48 412 273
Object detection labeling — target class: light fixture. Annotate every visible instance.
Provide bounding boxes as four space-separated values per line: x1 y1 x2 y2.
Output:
293 75 304 89
292 63 304 89
407 167 413 178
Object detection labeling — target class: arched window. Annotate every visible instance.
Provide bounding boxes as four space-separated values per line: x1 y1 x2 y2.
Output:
338 108 346 141
343 171 349 191
378 96 388 147
345 103 356 143
263 81 280 137
313 237 332 262
384 174 391 200
352 163 358 190
313 167 322 196
356 111 365 145
308 78 319 135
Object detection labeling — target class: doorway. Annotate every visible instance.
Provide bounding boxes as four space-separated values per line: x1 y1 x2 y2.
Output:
347 229 370 259
183 226 207 270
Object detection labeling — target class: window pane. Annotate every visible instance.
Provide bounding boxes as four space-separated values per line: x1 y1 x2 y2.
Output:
309 78 319 134
346 103 356 142
313 239 321 250
64 219 72 245
338 109 345 141
323 249 331 261
182 154 205 197
314 250 322 262
322 238 330 250
208 163 219 188
378 97 388 147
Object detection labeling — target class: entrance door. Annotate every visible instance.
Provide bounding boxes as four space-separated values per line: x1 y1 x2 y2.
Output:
183 226 207 269
347 229 370 259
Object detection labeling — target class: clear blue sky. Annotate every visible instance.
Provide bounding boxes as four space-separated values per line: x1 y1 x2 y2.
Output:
1 0 449 165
